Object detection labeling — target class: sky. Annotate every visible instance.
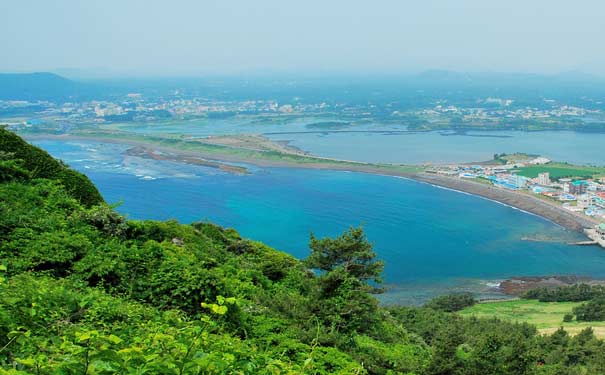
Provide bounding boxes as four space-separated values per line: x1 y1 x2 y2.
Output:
1 0 605 77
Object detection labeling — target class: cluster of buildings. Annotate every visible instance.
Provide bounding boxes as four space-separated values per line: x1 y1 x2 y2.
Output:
429 157 605 223
3 91 604 131
0 96 339 124
410 99 602 124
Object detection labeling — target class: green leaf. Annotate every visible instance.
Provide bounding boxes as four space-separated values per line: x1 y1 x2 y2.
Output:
107 334 123 345
211 304 228 315
15 358 36 367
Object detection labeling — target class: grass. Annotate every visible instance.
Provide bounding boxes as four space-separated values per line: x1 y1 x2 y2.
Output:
516 163 605 180
460 299 605 337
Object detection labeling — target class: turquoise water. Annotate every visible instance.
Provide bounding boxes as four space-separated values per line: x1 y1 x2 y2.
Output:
31 139 605 304
112 119 605 165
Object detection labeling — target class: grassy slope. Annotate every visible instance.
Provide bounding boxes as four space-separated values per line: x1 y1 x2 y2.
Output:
460 299 605 337
0 127 104 206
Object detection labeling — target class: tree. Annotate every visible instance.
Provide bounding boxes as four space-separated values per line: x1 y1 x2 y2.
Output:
305 227 384 288
425 293 476 312
305 228 384 334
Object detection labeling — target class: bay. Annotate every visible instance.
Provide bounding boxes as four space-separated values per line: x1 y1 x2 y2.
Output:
31 139 605 304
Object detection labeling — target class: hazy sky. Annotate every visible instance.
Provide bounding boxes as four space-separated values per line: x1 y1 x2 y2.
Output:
2 0 605 77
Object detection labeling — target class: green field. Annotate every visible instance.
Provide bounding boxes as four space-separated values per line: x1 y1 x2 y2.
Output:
460 299 605 337
516 163 605 180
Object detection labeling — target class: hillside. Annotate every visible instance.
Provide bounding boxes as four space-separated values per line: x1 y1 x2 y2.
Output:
0 127 103 206
2 130 605 374
0 73 84 101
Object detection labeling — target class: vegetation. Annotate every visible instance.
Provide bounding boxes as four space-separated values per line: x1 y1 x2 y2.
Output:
460 298 605 338
394 305 605 374
424 293 476 312
0 131 428 374
0 127 103 206
522 284 605 324
523 284 605 302
574 299 605 322
5 129 605 374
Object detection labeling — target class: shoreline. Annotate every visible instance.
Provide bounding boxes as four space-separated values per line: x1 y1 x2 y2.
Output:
410 173 599 232
24 133 601 237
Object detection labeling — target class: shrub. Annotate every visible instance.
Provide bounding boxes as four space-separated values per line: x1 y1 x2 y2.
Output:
523 284 605 302
573 298 605 321
0 128 103 206
425 293 477 312
563 313 574 322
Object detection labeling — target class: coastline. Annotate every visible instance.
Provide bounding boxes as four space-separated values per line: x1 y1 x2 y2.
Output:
24 133 601 236
410 173 599 232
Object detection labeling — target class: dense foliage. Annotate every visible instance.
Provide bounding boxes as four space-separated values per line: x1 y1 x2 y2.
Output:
0 127 103 206
524 284 605 303
574 299 605 322
3 130 605 374
390 307 605 375
424 293 477 312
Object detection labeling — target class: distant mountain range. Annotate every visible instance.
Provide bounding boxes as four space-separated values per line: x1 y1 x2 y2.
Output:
1 70 604 103
0 72 88 101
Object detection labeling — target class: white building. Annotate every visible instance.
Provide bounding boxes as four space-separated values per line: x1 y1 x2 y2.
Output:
537 172 550 186
529 157 551 165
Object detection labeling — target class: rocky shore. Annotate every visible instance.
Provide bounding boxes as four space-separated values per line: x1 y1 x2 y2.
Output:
498 276 605 296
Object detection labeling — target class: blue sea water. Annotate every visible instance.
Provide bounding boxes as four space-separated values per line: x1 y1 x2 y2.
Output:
30 139 605 304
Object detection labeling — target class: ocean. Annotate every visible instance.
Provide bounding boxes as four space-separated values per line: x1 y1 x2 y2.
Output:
30 138 605 304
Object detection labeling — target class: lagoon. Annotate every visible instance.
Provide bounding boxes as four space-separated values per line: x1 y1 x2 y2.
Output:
109 119 605 165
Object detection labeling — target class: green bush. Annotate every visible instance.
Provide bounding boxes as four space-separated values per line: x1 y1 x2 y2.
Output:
425 293 477 312
523 284 605 302
574 298 605 321
563 313 574 322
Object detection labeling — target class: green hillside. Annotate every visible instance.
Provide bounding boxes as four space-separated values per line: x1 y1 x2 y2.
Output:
3 130 605 374
0 126 103 206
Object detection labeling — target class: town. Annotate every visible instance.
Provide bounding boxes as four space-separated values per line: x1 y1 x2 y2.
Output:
428 155 605 247
2 90 605 133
